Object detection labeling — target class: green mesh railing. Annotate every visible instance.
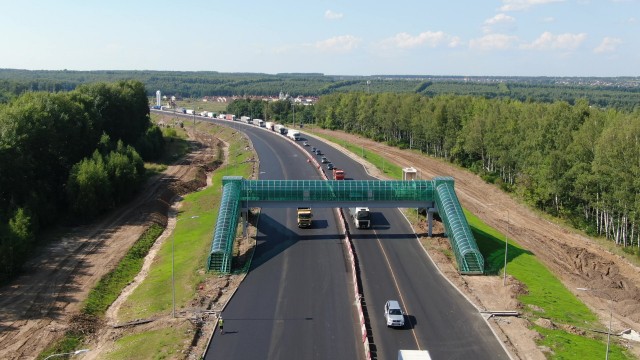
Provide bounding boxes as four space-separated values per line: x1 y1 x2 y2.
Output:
241 179 435 203
434 177 484 274
208 177 484 274
207 177 242 273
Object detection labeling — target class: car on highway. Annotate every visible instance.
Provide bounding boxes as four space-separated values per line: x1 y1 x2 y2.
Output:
304 141 309 146
326 162 334 170
311 146 317 153
315 149 323 155
384 300 405 328
321 156 329 163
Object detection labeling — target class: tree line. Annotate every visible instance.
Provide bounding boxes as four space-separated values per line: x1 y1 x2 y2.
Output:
0 80 164 283
311 92 640 252
1 69 639 112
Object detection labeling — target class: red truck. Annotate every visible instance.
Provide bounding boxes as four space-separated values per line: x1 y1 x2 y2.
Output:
333 168 345 180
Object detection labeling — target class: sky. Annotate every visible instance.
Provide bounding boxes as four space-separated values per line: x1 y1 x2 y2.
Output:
1 0 639 76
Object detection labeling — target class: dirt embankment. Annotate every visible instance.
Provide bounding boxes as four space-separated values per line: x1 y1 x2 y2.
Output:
311 128 640 359
0 126 219 359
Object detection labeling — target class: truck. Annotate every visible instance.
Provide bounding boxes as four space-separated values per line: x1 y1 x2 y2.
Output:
332 168 345 180
225 114 236 121
287 130 301 141
275 124 287 135
398 350 432 360
253 118 265 127
265 121 275 131
297 207 313 228
349 207 371 229
186 109 195 115
240 116 251 123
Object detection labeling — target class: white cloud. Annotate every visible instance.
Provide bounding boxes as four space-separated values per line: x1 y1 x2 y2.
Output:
594 37 622 53
521 31 587 50
499 0 565 11
324 10 343 20
314 35 360 53
483 13 516 33
386 31 444 48
378 31 461 50
448 36 462 48
541 16 555 23
469 33 518 50
484 13 516 26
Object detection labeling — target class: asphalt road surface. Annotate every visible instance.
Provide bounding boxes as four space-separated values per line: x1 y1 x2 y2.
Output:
303 131 510 360
204 121 363 360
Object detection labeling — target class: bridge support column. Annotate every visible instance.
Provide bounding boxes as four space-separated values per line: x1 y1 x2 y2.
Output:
427 207 437 237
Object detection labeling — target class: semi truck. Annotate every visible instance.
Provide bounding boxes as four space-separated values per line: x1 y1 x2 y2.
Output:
265 121 275 131
240 116 251 123
398 350 432 360
349 207 371 229
287 130 300 140
297 207 313 228
332 168 345 180
253 118 265 127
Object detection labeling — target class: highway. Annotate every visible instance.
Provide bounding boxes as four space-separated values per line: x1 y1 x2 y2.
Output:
301 132 510 359
203 121 363 360
156 112 510 359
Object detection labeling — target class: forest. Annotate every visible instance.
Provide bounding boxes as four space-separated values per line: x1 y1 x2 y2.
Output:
0 80 164 282
309 92 640 252
2 70 640 282
1 69 639 111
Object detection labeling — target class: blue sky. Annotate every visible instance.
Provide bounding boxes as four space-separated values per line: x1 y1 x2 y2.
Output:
1 0 638 76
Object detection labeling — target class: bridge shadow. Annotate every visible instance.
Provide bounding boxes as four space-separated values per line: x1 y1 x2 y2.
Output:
249 213 343 270
471 227 533 275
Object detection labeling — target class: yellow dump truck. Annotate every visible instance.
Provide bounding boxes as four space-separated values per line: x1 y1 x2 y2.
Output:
297 207 313 228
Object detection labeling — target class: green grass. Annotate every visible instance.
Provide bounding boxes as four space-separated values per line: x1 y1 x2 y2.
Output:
535 326 628 360
118 125 253 323
83 224 165 316
466 211 597 326
175 98 228 114
103 320 191 360
37 333 84 360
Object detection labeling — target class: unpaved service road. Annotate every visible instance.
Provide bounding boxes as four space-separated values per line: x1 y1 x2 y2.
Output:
0 130 215 360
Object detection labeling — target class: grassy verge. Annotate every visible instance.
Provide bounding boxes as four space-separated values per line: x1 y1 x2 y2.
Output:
106 123 253 357
103 320 192 360
309 128 632 359
37 224 165 359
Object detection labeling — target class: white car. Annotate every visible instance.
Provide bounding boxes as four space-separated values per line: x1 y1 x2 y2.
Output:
384 300 405 327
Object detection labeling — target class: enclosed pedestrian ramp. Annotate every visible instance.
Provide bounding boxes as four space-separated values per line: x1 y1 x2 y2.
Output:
207 176 484 274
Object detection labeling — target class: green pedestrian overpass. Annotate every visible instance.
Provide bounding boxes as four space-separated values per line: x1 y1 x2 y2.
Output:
207 176 484 275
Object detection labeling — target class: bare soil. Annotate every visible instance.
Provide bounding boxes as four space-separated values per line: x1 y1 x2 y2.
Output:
2 121 639 360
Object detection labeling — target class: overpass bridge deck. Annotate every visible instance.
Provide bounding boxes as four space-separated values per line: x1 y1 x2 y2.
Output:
207 176 484 275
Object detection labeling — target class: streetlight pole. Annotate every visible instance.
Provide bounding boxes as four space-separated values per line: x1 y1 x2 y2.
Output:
577 288 613 360
172 234 176 318
44 349 90 360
